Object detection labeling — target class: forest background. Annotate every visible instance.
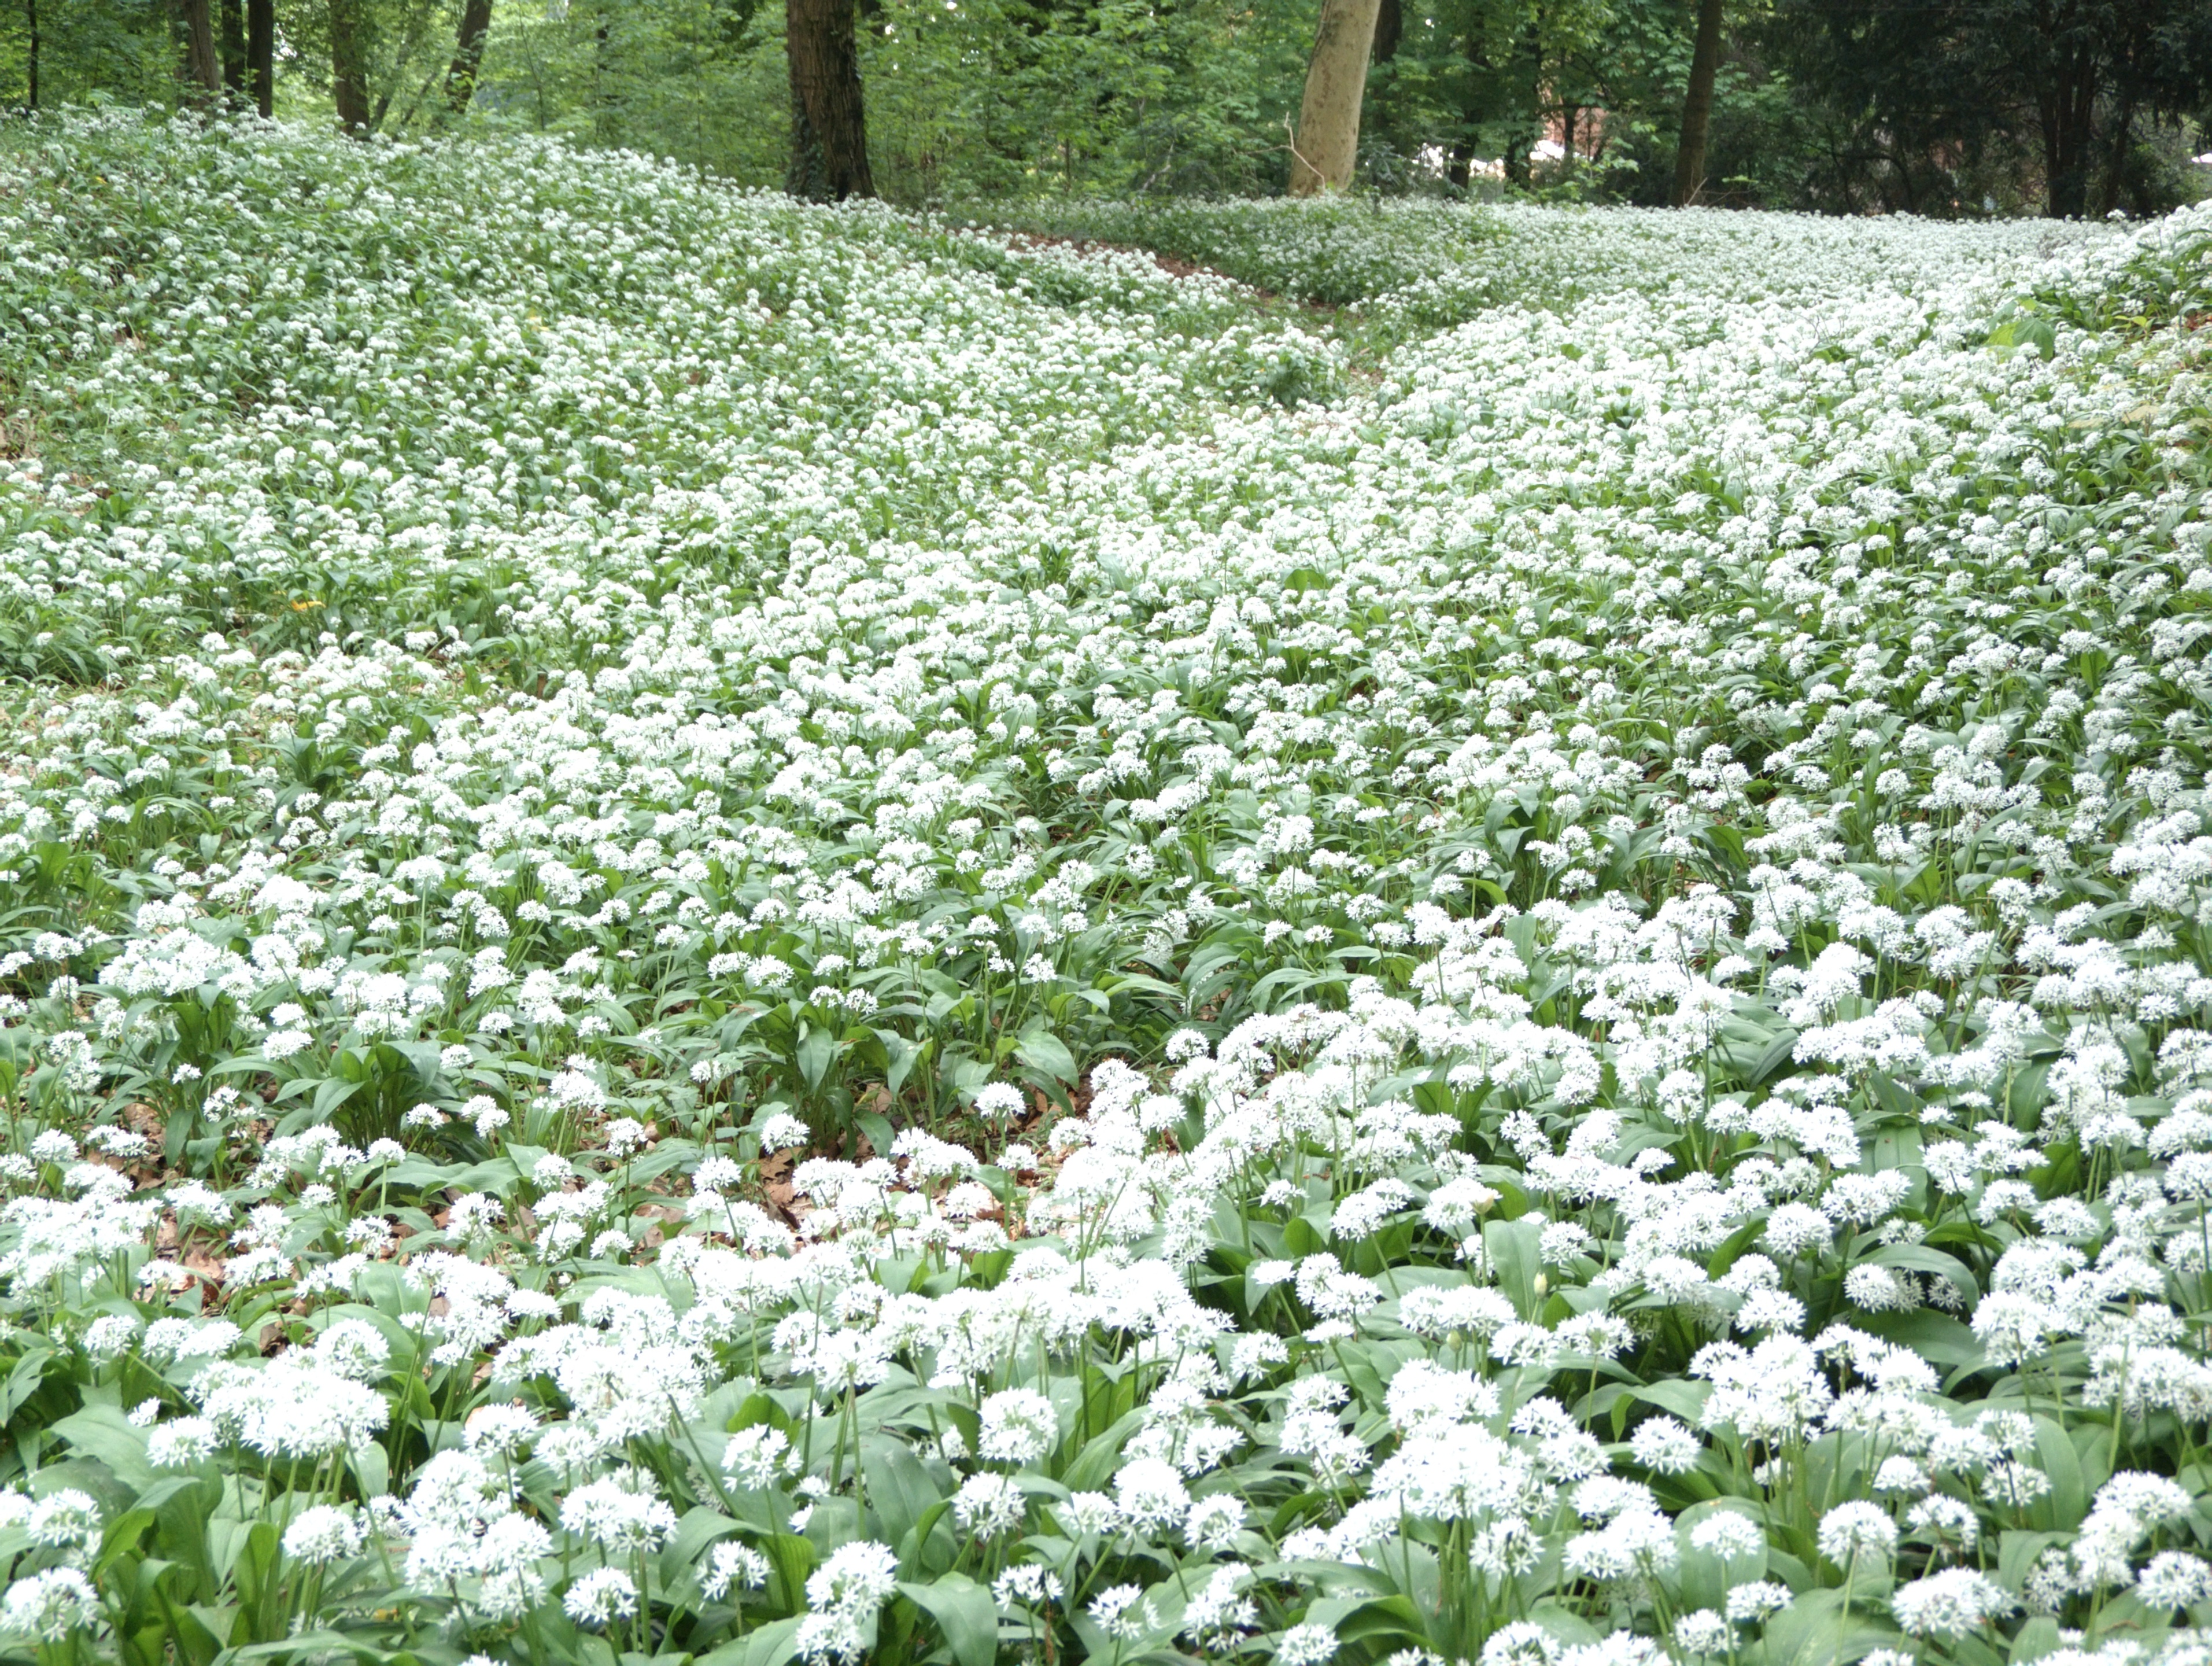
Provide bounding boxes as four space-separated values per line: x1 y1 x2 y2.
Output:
4 0 2211 233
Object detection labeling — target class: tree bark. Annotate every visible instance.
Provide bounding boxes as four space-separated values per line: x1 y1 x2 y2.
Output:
444 0 494 112
1371 0 1400 63
786 0 872 199
2096 98 2133 216
1288 0 1382 195
219 0 245 95
328 0 374 131
1671 0 1723 204
180 0 223 102
23 0 36 110
2037 45 2097 216
246 0 272 113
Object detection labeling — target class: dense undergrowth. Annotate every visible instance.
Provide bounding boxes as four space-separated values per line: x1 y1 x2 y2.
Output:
964 197 2126 349
1 108 2211 1666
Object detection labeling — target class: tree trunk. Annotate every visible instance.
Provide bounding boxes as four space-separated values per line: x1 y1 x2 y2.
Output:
786 0 872 199
593 6 611 142
180 0 223 102
23 0 36 110
219 0 245 95
2038 46 2097 216
1371 0 1400 63
1288 0 1382 195
444 0 493 112
247 0 272 114
1671 0 1723 204
328 0 374 131
2096 99 2133 216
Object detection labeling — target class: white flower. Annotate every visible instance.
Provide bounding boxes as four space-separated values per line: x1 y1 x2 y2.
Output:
978 1387 1057 1466
804 1540 899 1616
1818 1501 1898 1564
1 1568 101 1641
282 1505 363 1565
563 1568 638 1629
973 1082 1028 1121
1689 1510 1763 1559
723 1425 792 1487
1628 1416 1701 1475
700 1542 770 1601
24 1490 101 1550
1892 1568 2012 1637
952 1472 1025 1538
1112 1457 1191 1534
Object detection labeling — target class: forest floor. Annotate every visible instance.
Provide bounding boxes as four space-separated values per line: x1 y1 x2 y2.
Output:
0 110 2210 1666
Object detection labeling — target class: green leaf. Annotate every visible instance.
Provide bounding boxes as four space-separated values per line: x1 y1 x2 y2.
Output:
898 1575 999 1666
1857 1309 1984 1372
1012 1026 1077 1084
763 1532 818 1613
1483 1214 1546 1319
2029 1416 2087 1531
1866 1242 1975 1304
52 1403 154 1490
726 1617 803 1666
796 1024 836 1091
659 1505 740 1587
856 1109 896 1162
878 1029 923 1096
3 1347 51 1423
862 1437 943 1557
1759 1586 1903 1666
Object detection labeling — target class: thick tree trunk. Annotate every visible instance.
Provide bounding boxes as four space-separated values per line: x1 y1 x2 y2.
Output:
328 0 374 131
785 0 872 200
1288 0 1382 195
444 0 493 112
219 0 245 95
247 0 272 115
180 0 223 102
1671 0 1723 204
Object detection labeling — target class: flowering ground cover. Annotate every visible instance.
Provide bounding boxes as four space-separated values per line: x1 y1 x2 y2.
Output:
1 109 2211 1666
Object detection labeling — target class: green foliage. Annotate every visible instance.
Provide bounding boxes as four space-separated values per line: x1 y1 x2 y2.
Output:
8 0 2207 213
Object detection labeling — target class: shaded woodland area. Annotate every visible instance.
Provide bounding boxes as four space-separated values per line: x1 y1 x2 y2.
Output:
5 0 2209 215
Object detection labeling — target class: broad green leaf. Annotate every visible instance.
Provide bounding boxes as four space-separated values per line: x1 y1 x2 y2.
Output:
898 1575 999 1666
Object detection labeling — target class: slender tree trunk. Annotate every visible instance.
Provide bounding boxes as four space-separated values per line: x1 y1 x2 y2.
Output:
1671 0 1722 204
785 0 873 200
247 0 272 114
2096 100 2133 216
2039 49 2097 216
1288 0 1382 195
444 0 493 112
593 6 611 142
23 0 36 110
219 0 245 95
180 0 223 102
328 0 374 131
